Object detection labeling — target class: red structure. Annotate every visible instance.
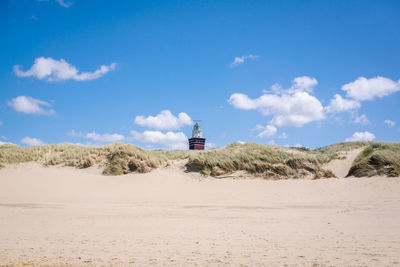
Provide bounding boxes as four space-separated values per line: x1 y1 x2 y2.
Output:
189 137 206 150
188 121 206 150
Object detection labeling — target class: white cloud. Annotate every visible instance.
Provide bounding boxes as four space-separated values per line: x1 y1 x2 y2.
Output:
72 143 90 146
278 132 288 139
268 140 276 146
293 143 302 148
37 0 72 8
345 131 375 142
67 129 83 137
353 114 369 125
384 120 395 127
68 130 124 144
55 0 72 7
85 132 124 143
229 76 324 127
289 76 318 93
130 130 187 150
342 76 400 101
230 54 258 67
265 76 318 95
134 110 193 130
8 96 54 115
325 94 361 113
256 124 277 138
21 137 45 146
14 57 116 81
205 142 216 149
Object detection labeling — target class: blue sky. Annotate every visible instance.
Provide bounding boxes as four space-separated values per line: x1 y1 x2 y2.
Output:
1 0 400 149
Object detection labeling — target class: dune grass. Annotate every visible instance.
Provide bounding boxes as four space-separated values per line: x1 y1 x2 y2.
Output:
347 142 400 177
0 143 188 175
186 142 336 179
0 141 398 178
313 142 368 158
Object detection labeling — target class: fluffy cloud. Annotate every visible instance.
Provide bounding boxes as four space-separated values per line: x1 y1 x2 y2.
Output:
8 96 54 115
288 76 318 93
14 57 116 81
130 130 187 150
230 54 258 67
256 124 277 138
342 76 400 101
229 77 324 127
20 137 45 146
266 76 318 95
353 114 369 125
345 131 375 142
85 132 124 143
384 120 395 127
325 94 361 113
134 110 193 130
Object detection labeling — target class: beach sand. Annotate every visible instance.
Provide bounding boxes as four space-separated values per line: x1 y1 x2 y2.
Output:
0 159 399 266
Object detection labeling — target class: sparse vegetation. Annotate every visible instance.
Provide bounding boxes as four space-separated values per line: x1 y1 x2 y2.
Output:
313 142 369 160
0 141 398 178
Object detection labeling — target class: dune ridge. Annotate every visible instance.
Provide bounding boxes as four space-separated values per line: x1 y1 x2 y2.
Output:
1 141 399 178
1 141 399 179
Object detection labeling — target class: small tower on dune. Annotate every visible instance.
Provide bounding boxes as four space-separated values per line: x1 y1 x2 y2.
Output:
188 121 206 150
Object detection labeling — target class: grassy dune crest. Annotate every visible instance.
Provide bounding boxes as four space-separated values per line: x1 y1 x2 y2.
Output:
187 142 337 178
348 143 400 177
0 143 188 175
0 141 398 178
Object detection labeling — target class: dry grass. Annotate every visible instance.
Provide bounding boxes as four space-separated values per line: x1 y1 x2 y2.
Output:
187 142 337 179
0 143 188 175
0 141 397 178
347 142 400 177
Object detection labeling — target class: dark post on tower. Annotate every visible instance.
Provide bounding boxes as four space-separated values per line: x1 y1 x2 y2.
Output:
188 121 206 150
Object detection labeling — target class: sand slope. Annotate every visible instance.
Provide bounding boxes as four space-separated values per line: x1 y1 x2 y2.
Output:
0 163 399 266
324 148 363 178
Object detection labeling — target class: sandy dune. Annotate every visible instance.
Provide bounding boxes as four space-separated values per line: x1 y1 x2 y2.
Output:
0 162 400 266
324 148 364 178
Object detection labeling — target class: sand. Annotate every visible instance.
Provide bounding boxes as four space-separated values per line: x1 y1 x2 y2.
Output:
324 148 364 178
0 160 400 266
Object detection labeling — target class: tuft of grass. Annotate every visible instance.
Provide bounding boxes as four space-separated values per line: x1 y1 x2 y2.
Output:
347 142 400 177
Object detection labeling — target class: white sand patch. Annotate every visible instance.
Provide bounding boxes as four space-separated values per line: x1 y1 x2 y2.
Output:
324 148 364 178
